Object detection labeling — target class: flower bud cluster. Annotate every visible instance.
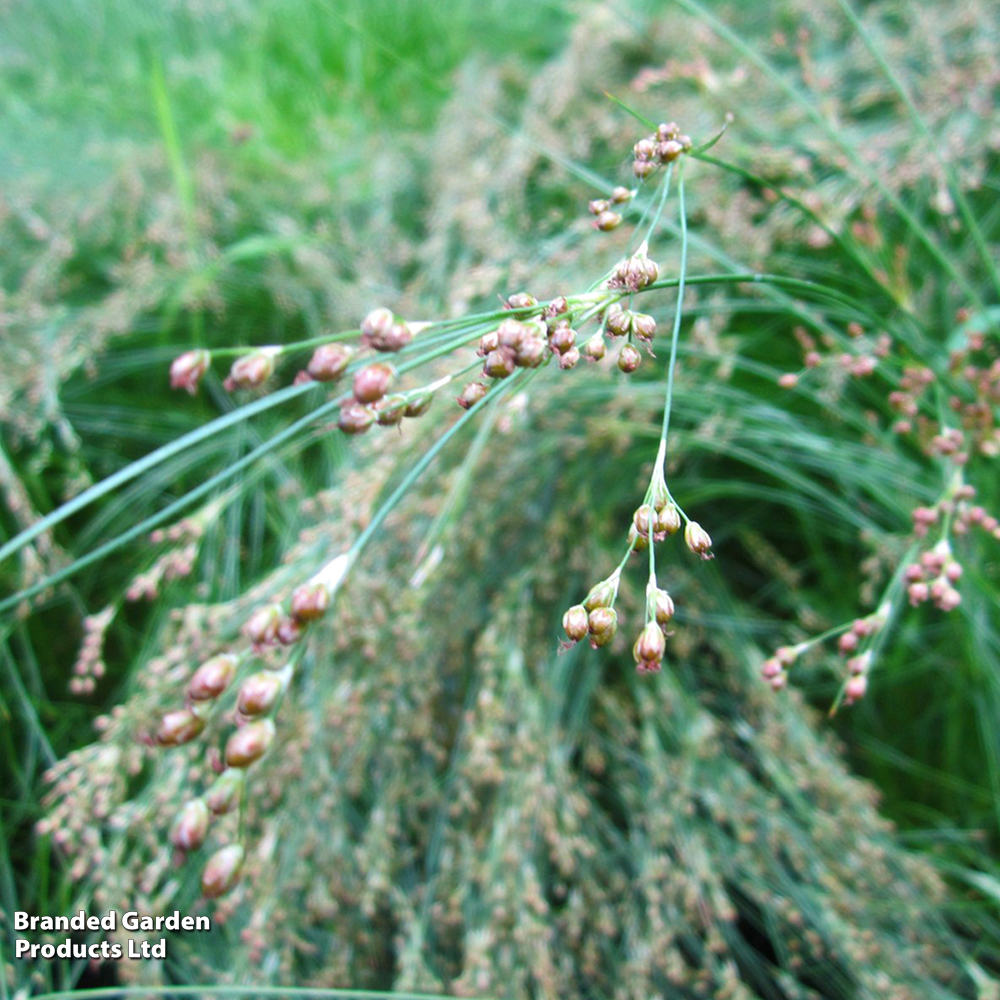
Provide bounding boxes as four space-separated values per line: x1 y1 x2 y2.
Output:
632 122 692 180
603 304 657 347
561 573 622 651
587 187 633 232
608 243 659 292
904 541 963 611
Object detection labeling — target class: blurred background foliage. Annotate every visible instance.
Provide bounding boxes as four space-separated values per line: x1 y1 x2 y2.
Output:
1 0 999 997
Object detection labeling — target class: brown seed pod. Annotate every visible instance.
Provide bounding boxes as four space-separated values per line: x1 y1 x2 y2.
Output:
201 844 244 899
338 402 375 435
307 343 353 382
225 719 276 768
171 799 210 852
290 582 330 622
457 382 489 410
156 709 206 747
237 672 284 717
562 605 589 642
205 769 245 815
187 654 238 702
618 344 642 373
353 363 395 403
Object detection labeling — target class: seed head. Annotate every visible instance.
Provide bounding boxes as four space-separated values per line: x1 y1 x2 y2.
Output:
243 604 282 646
201 844 245 899
633 160 656 179
549 325 576 355
604 304 631 338
684 521 714 559
515 336 547 369
609 245 659 291
627 523 649 551
374 394 407 426
171 799 211 852
610 186 634 204
307 343 353 382
633 622 666 663
652 588 675 627
594 210 622 232
617 344 642 373
360 307 393 339
497 318 527 350
225 718 276 768
237 672 284 717
558 346 581 370
224 350 277 391
156 708 206 747
403 393 433 418
588 199 610 215
543 296 569 323
353 363 395 403
582 335 607 361
583 578 616 611
654 504 681 536
187 654 238 702
657 139 684 162
478 330 500 355
205 768 245 815
170 350 211 395
457 382 489 409
656 122 679 142
844 673 868 704
633 505 653 537
587 607 618 647
506 292 537 310
290 582 330 622
631 313 656 343
562 605 589 642
338 402 375 435
484 348 516 379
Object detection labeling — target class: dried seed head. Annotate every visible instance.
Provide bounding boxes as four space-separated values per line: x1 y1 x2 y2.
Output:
558 346 581 370
610 186 634 204
338 402 375 435
684 520 713 559
224 350 277 391
617 343 642 373
587 607 618 647
307 343 353 382
506 292 537 310
403 393 433 418
562 605 589 642
187 654 238 702
171 799 210 852
631 313 656 343
237 672 284 717
484 348 516 379
353 362 395 403
457 382 489 409
290 582 330 622
170 350 211 395
549 325 576 354
610 245 659 291
201 844 244 899
225 718 276 768
653 588 675 626
205 768 245 815
594 210 622 232
243 604 281 646
374 394 407 426
654 504 681 536
156 708 206 747
582 334 607 361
